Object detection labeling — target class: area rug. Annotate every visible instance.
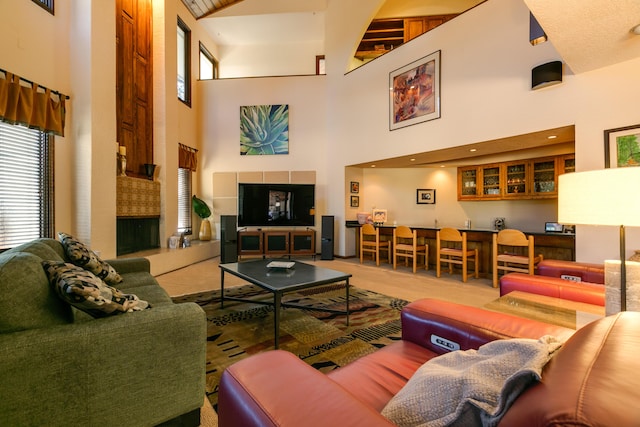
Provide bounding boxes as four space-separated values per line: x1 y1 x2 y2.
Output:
172 283 409 411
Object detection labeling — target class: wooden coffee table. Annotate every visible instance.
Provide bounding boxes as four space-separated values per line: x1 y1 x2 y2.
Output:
485 291 605 329
219 259 352 348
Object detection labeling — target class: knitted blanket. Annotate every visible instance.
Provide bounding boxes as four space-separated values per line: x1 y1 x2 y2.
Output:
381 335 563 427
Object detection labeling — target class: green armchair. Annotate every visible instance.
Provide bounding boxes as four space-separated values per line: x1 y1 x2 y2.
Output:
0 238 206 426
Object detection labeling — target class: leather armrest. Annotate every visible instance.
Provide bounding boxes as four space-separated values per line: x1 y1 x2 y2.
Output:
218 350 395 427
538 259 604 284
401 298 573 354
500 272 604 306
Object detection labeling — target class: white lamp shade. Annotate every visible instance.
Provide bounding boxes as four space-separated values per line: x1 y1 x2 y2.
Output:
558 168 640 227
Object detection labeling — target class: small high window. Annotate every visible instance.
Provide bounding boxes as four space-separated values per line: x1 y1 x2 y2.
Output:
32 0 54 15
177 16 191 106
199 42 218 80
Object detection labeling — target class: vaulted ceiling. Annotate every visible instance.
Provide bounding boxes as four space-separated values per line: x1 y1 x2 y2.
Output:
179 0 640 168
180 0 245 20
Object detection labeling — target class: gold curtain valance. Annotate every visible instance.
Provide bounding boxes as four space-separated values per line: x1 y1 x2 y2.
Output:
179 143 198 172
0 70 67 137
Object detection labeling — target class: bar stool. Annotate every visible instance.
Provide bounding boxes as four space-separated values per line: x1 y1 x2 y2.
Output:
436 227 479 282
492 229 543 287
393 226 428 273
360 223 391 266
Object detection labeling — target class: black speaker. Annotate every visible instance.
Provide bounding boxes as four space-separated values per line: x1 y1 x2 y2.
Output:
220 215 238 264
531 61 562 90
321 215 334 260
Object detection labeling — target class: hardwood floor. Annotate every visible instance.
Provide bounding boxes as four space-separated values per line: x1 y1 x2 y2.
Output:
156 255 500 308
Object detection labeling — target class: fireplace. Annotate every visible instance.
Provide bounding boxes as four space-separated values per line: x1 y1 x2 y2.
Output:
116 176 161 256
117 217 160 255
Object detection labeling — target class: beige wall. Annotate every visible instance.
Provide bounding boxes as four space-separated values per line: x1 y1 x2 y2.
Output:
201 0 640 262
3 0 639 264
0 0 217 260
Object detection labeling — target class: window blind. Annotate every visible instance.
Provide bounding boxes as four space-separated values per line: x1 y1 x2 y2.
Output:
0 121 54 250
177 167 192 234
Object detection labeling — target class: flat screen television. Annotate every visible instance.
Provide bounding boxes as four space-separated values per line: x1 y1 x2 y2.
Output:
238 183 315 227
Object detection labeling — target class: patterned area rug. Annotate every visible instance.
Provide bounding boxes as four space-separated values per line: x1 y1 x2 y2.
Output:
172 284 409 411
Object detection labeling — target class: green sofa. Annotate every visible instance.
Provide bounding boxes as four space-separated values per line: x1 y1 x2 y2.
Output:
0 238 206 426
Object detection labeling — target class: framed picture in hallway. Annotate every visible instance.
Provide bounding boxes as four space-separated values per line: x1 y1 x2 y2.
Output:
604 124 640 168
389 50 441 131
350 196 359 207
417 189 436 204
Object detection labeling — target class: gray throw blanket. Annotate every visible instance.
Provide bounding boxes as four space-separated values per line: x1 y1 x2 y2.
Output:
381 335 563 427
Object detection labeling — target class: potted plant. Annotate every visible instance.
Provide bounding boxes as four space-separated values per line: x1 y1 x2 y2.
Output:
192 195 212 241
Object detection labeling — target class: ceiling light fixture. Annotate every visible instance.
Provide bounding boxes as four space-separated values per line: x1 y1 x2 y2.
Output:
548 135 557 139
469 148 477 152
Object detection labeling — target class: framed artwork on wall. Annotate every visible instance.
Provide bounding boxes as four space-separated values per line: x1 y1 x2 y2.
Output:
350 196 359 207
604 124 640 168
417 188 436 204
389 50 441 131
240 104 289 155
350 181 359 193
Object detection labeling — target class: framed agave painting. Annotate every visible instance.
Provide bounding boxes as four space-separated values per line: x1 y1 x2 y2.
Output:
240 104 289 155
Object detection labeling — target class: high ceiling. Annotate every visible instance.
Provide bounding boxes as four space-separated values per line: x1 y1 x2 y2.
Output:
181 0 640 168
180 0 245 20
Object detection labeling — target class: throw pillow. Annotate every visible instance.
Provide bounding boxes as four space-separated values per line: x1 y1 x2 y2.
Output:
381 336 563 427
57 232 123 285
42 260 150 318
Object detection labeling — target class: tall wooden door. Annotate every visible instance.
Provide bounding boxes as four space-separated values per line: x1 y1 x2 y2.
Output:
116 0 153 178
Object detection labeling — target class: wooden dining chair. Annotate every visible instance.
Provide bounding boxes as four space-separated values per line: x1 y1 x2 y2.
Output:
492 228 543 287
436 227 479 282
360 223 391 266
393 226 428 273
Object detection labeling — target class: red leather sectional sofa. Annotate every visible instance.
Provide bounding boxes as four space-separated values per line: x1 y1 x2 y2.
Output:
499 259 605 305
217 298 640 426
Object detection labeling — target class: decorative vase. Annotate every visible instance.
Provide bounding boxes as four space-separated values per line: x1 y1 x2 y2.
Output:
143 163 156 180
199 219 212 241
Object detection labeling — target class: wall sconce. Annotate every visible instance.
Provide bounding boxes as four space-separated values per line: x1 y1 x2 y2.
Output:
530 13 547 45
532 61 563 90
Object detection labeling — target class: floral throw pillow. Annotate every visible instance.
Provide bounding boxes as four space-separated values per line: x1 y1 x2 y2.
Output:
58 232 123 285
42 261 150 318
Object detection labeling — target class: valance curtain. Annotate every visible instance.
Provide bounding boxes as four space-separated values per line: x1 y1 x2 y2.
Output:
178 143 198 172
0 71 67 137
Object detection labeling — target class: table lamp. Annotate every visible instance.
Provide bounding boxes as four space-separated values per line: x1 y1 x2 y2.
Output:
558 167 640 311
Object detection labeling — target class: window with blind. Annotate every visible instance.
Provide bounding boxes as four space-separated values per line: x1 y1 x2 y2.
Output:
0 121 54 250
177 167 192 234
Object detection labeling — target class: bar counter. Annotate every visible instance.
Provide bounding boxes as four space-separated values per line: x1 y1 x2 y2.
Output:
346 221 575 278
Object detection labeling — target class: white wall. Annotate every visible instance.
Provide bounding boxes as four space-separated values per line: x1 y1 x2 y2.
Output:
201 0 640 262
218 41 324 78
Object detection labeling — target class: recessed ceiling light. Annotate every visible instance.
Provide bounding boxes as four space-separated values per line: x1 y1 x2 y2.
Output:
440 165 445 168
548 135 557 139
371 165 376 168
469 148 477 152
410 158 416 162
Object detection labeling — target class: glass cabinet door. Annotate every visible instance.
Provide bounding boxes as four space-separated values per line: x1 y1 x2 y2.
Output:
504 161 527 196
532 158 557 195
562 155 575 174
481 165 501 197
459 167 478 198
